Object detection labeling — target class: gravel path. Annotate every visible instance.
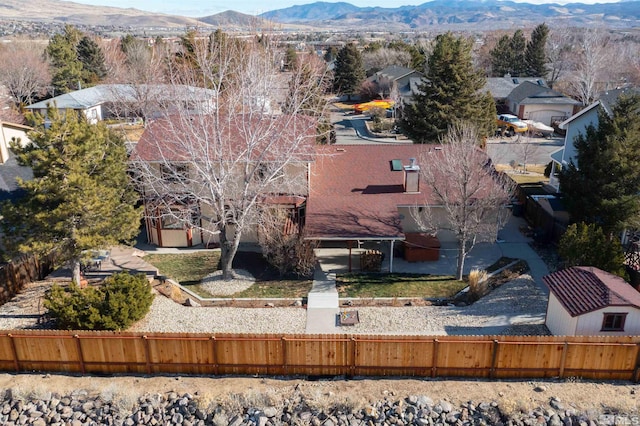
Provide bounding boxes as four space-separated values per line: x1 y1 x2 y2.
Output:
341 274 549 335
0 273 548 335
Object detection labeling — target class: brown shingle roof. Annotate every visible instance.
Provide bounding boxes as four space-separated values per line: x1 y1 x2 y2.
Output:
543 266 640 317
306 145 437 239
131 113 317 163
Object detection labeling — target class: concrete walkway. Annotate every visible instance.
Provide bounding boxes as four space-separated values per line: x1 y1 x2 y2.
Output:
305 267 340 333
304 214 551 333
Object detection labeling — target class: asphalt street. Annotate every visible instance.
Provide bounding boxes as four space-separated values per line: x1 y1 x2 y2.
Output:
330 106 564 166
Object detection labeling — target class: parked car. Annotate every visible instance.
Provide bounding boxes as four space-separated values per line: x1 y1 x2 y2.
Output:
496 114 528 135
354 99 395 114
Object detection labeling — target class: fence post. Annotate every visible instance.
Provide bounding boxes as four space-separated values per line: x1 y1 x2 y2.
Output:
431 338 439 378
74 335 85 375
211 336 218 375
349 337 357 378
490 340 500 378
142 336 152 375
281 337 288 376
632 343 640 383
559 342 568 378
8 334 19 372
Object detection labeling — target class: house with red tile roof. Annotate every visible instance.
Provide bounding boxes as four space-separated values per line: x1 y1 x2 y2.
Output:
543 266 640 335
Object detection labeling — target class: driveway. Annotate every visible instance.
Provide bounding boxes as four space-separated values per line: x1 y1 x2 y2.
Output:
486 134 564 166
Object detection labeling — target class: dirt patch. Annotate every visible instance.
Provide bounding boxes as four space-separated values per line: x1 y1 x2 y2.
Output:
0 373 636 416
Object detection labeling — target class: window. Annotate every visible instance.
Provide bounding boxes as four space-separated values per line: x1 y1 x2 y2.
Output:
601 313 627 331
161 164 189 183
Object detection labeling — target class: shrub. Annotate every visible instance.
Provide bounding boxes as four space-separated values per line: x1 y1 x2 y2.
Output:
45 272 154 330
558 222 627 278
257 208 317 278
468 268 489 301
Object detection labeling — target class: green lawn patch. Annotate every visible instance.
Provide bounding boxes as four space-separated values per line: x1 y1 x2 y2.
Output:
144 252 221 283
231 280 312 298
336 273 466 298
144 251 311 299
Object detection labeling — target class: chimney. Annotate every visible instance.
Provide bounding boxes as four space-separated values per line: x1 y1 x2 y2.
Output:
403 158 420 193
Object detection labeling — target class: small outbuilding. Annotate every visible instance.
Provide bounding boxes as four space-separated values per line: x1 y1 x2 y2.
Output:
543 266 640 335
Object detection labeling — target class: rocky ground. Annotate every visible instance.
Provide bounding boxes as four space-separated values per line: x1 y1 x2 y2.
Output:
0 374 636 425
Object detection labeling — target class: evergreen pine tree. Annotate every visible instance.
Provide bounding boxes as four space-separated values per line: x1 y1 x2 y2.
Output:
332 43 365 100
559 94 640 234
77 36 107 83
490 35 515 77
1 109 142 285
525 23 550 77
510 30 528 76
400 33 495 143
559 222 626 278
284 46 298 70
46 26 84 93
490 30 527 77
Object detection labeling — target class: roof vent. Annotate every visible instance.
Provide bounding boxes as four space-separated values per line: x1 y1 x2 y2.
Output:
403 158 420 193
512 78 519 84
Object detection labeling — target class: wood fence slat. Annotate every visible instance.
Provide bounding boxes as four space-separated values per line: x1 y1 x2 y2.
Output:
0 331 638 379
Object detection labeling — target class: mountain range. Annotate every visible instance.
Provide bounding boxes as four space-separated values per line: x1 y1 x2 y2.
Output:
0 0 638 31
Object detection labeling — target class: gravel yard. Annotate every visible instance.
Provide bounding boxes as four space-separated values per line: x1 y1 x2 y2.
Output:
0 273 548 335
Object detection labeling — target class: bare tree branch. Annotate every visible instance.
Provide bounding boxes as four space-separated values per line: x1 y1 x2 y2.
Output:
413 122 515 280
131 33 330 280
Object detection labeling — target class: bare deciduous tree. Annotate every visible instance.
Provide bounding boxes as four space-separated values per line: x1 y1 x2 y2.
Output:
564 28 612 106
413 122 515 280
0 41 50 106
362 48 412 73
131 33 330 280
257 207 317 277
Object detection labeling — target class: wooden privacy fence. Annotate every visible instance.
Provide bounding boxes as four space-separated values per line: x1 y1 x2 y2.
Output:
1 331 640 381
0 254 54 305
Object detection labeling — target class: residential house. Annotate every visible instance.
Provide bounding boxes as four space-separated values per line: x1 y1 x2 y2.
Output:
486 75 540 102
543 266 640 335
131 113 316 248
505 81 581 126
25 84 216 124
0 121 33 202
305 144 470 271
485 75 547 113
0 121 31 165
365 65 425 106
548 87 640 192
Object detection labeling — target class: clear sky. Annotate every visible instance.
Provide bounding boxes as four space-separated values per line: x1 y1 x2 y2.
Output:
67 0 623 17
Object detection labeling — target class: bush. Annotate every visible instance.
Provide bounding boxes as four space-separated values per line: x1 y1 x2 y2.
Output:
558 222 627 278
45 272 154 330
468 268 489 301
257 208 317 278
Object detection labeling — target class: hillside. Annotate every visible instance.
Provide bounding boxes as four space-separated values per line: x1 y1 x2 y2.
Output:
260 0 640 30
0 0 206 28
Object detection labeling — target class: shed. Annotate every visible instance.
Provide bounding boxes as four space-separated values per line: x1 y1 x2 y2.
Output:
543 266 640 335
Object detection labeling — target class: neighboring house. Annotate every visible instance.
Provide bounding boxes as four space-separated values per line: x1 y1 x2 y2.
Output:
485 75 546 113
131 114 315 248
543 266 640 335
486 75 543 100
548 87 640 192
366 65 425 105
0 121 31 165
0 122 33 202
25 84 216 124
505 81 581 126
